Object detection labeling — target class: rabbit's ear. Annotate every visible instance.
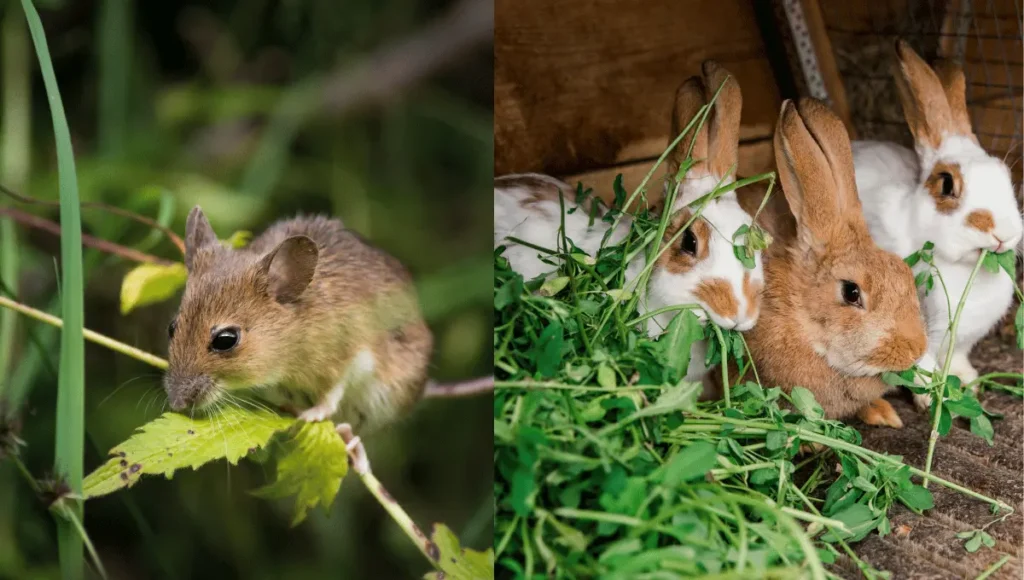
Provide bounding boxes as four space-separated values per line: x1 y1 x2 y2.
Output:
932 58 977 141
774 99 863 252
701 60 742 180
670 76 709 177
892 39 957 149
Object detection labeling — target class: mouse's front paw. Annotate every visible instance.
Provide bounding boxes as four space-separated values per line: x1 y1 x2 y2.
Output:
298 402 336 422
336 423 370 474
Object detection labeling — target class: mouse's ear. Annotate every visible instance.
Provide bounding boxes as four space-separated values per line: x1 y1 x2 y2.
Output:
257 235 319 303
185 206 217 270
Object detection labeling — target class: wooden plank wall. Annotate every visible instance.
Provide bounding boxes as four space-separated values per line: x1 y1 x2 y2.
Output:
494 0 783 203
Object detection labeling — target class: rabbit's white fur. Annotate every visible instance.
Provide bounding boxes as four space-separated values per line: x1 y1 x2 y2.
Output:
494 172 763 383
854 132 1022 408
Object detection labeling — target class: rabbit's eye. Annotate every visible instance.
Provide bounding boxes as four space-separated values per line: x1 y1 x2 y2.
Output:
840 281 863 308
680 228 698 256
168 318 177 340
209 326 241 352
938 172 955 196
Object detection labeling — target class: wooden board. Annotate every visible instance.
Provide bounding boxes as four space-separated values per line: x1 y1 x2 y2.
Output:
495 0 783 177
562 139 775 207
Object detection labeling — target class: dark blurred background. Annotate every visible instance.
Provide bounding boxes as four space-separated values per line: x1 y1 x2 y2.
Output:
0 0 493 578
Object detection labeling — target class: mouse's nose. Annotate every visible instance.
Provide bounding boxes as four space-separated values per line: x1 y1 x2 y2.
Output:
164 373 213 411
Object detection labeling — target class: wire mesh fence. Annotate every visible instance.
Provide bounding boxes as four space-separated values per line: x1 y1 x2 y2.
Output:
818 0 1022 187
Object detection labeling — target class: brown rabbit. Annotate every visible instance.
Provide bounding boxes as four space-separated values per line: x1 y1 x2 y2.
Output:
742 98 928 427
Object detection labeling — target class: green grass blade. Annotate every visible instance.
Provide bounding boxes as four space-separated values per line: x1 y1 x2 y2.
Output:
0 7 32 389
19 1 87 578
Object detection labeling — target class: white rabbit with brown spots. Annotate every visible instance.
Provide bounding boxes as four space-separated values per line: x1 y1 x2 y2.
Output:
494 61 765 382
851 40 1023 407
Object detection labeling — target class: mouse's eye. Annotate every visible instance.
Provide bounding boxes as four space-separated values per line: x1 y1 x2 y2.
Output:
209 326 241 352
168 319 177 339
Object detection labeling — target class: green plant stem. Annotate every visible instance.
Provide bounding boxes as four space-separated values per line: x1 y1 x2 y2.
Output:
0 295 169 369
55 505 108 580
923 251 987 489
974 555 1010 580
678 415 1012 513
357 468 442 571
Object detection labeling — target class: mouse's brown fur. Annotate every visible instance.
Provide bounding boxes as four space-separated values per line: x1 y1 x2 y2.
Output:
165 207 432 433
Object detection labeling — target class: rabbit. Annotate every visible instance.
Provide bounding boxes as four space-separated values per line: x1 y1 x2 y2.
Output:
494 61 765 383
851 40 1023 409
741 98 928 427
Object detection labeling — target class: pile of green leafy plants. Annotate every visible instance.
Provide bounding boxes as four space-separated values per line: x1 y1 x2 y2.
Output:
492 119 1020 578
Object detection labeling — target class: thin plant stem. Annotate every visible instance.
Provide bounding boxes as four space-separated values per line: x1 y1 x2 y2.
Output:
923 251 987 489
0 295 169 370
974 555 1010 580
357 468 443 570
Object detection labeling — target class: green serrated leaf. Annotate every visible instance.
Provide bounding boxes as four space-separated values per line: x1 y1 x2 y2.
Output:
423 523 495 580
790 387 824 420
119 262 188 314
820 504 876 543
897 484 934 511
252 421 347 525
83 408 294 498
937 406 953 436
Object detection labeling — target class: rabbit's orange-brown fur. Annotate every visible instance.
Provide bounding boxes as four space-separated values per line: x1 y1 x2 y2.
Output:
742 99 927 426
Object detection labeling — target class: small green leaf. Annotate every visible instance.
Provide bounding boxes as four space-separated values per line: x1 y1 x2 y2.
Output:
904 252 921 267
877 516 891 537
970 414 994 445
914 271 930 289
222 230 252 249
119 262 188 314
422 523 495 580
596 363 616 389
605 288 632 302
658 311 703 379
964 532 983 553
611 174 626 210
534 321 564 378
790 387 824 420
662 441 717 486
981 251 1000 274
539 276 570 297
83 408 293 498
945 397 982 418
821 504 876 542
994 250 1016 280
494 275 524 311
766 430 787 451
897 485 934 511
253 421 348 525
937 406 953 436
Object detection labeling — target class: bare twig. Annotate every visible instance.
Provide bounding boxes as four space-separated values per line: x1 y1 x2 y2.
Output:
0 206 175 266
0 182 185 254
424 376 493 398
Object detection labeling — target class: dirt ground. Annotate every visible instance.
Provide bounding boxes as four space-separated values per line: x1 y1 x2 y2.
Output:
835 318 1023 579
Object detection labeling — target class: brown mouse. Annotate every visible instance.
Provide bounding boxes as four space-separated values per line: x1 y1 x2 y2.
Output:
164 207 433 459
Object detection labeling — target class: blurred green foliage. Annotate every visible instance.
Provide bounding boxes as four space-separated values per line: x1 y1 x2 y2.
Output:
0 0 493 578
